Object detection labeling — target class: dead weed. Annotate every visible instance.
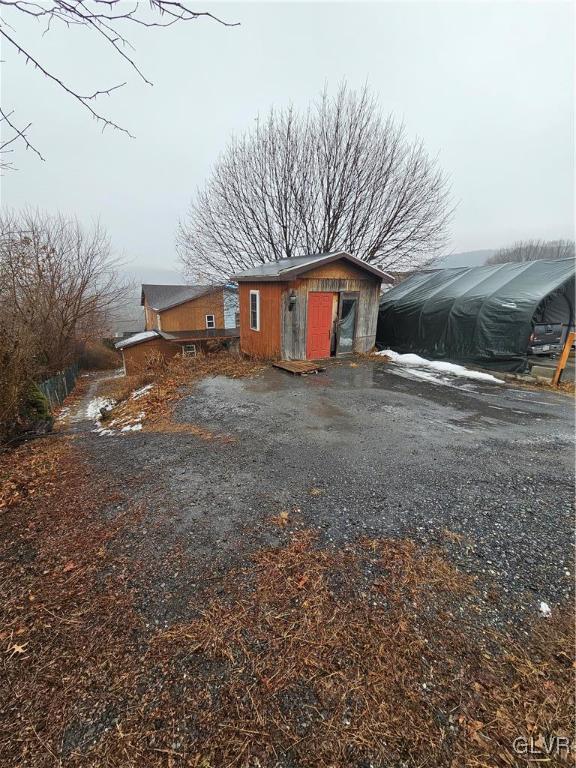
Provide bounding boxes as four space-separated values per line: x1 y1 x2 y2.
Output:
104 353 266 435
0 439 573 767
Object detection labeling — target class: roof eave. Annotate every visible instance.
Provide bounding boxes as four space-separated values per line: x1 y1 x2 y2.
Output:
154 285 224 313
115 331 161 350
280 251 394 282
233 251 393 283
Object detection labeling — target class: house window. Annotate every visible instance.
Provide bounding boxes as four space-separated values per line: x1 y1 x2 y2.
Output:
182 344 197 358
249 290 260 331
205 314 215 329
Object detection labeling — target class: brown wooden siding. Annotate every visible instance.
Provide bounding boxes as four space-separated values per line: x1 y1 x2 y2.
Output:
239 282 282 358
302 261 371 281
144 304 161 331
158 289 225 332
121 337 179 375
237 258 381 361
281 276 381 359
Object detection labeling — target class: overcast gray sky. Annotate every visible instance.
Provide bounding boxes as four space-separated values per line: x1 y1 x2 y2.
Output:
2 1 574 272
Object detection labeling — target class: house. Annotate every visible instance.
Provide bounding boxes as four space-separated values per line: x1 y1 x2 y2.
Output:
232 252 392 360
116 284 239 374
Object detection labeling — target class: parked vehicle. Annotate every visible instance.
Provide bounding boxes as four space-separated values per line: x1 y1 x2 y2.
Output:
527 323 567 355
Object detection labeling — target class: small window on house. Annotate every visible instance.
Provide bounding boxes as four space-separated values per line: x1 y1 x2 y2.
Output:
249 290 260 331
182 344 197 358
205 314 215 329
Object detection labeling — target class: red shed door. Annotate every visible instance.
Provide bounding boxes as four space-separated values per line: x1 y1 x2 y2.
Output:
306 292 334 359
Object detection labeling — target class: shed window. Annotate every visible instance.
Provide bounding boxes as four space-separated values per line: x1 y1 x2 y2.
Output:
182 344 197 358
205 314 215 329
249 290 260 331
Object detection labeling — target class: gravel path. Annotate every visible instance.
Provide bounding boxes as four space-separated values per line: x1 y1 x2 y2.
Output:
79 359 574 631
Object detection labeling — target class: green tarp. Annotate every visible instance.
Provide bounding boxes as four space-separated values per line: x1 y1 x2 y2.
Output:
377 259 575 372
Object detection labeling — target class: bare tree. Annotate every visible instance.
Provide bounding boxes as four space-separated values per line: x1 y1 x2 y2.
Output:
0 209 127 372
0 1 237 166
486 239 575 265
177 84 453 280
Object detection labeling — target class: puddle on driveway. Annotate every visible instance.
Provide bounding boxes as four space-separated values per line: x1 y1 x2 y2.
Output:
189 360 568 442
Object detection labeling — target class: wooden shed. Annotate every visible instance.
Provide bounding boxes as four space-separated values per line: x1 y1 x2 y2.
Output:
233 252 392 360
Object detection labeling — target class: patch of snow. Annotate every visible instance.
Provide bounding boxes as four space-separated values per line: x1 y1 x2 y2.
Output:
94 410 146 436
131 384 154 399
539 601 551 617
377 350 502 384
121 423 143 432
92 426 115 437
56 407 70 422
86 397 115 419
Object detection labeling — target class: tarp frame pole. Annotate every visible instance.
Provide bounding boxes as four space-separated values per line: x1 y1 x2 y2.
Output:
552 332 575 387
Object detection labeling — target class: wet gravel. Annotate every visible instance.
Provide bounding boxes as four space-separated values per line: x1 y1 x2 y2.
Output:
79 359 574 631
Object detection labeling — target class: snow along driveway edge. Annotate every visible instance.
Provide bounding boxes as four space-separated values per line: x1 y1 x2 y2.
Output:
377 350 503 384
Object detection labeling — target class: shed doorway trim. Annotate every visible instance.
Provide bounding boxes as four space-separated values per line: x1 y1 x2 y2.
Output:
336 292 359 356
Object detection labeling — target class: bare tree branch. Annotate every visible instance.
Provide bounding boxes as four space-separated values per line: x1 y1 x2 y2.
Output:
0 0 238 164
177 84 454 280
0 107 44 171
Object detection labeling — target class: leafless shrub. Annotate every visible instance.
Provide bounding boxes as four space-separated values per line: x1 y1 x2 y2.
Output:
97 372 154 405
486 239 575 265
77 340 122 371
178 84 453 279
0 209 127 439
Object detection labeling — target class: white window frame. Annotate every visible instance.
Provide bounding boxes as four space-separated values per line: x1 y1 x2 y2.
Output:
249 290 260 331
205 314 216 329
182 343 197 358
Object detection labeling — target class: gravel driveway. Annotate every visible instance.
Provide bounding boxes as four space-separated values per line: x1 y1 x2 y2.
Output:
80 358 574 630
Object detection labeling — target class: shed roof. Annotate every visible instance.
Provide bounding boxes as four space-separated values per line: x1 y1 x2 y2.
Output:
232 251 393 283
115 330 160 349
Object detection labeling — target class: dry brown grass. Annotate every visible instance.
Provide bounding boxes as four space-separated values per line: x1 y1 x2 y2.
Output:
127 534 572 768
1 437 573 767
517 376 576 397
78 341 122 371
97 371 155 403
102 352 266 434
0 437 143 767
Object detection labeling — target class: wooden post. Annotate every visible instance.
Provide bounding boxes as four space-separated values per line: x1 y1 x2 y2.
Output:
551 331 575 387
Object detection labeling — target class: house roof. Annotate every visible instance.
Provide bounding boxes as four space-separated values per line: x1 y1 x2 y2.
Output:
115 330 160 350
115 327 240 350
141 283 236 312
231 251 394 283
141 284 213 311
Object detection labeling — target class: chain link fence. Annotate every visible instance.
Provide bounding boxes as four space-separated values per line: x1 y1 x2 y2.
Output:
37 363 80 411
